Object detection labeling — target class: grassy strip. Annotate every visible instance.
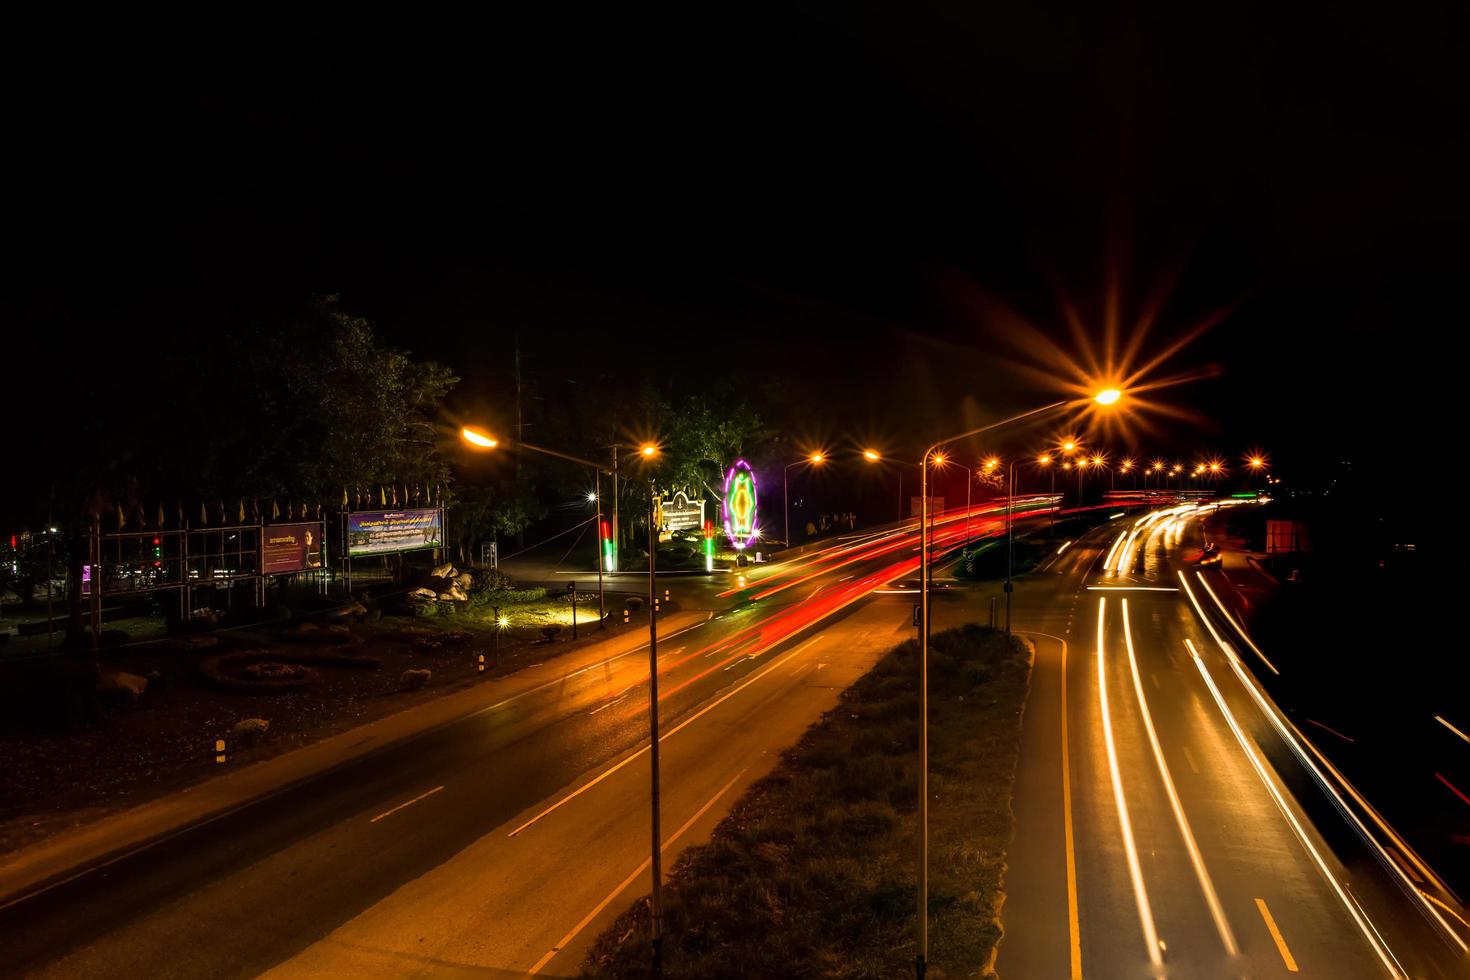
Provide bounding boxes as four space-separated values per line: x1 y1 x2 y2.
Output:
584 625 1031 978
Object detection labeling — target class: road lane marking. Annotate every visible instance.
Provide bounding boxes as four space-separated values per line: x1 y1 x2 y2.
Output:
1085 586 1178 592
1178 573 1467 952
1020 630 1085 980
526 769 746 975
508 635 825 837
1385 847 1424 884
1095 598 1164 968
369 785 444 824
1254 898 1299 972
1121 600 1238 954
1180 744 1201 774
1188 641 1405 977
1435 715 1470 744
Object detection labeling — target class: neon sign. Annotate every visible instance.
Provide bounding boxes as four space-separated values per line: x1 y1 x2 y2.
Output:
723 459 759 550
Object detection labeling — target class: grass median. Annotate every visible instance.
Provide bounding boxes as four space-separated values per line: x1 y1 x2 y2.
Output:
584 624 1031 978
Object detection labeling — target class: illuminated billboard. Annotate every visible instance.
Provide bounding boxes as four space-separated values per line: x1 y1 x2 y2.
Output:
262 522 324 574
346 508 443 557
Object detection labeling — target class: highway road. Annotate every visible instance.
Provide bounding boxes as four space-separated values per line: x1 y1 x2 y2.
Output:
996 506 1470 978
0 501 1044 978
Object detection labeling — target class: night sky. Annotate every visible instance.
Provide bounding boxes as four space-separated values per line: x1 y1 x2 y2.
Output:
8 4 1465 483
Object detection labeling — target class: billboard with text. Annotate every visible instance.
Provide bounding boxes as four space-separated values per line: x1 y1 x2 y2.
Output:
262 522 324 574
346 509 443 557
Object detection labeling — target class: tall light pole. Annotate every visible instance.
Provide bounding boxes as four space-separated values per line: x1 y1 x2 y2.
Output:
1037 453 1055 538
639 444 664 977
913 390 1121 978
462 426 612 627
784 452 825 547
916 398 1066 978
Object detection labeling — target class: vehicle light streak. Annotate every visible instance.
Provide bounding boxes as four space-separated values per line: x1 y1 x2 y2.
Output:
1121 599 1238 954
1192 571 1280 674
1096 598 1164 967
1435 715 1470 744
1180 573 1467 952
1187 640 1405 978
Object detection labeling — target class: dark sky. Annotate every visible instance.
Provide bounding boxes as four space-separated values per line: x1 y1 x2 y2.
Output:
8 3 1465 478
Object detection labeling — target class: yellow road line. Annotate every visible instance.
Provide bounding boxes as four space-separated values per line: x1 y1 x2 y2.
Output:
1255 897 1299 972
1061 636 1083 979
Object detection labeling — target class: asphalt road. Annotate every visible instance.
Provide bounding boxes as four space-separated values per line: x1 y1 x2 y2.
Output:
996 508 1470 979
0 503 1028 978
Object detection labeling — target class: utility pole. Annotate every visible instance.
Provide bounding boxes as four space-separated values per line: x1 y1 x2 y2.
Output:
514 330 524 551
611 443 621 572
646 480 664 977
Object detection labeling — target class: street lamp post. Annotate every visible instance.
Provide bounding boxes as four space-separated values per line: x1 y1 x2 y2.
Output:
784 453 825 548
462 427 611 628
915 398 1071 978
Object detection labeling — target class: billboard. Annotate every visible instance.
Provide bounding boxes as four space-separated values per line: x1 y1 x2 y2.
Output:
262 522 324 574
346 508 443 557
661 491 706 533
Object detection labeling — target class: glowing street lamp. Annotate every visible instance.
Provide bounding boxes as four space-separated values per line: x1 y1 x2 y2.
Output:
1094 387 1122 406
783 452 827 547
461 425 610 626
913 389 1119 975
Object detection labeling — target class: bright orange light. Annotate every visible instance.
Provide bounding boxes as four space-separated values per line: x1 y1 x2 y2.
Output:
1091 455 1104 466
1249 457 1264 468
1094 388 1123 406
462 426 498 449
809 452 825 464
863 449 881 462
1210 462 1222 472
1062 441 1077 452
986 456 1000 469
1038 454 1052 465
640 444 658 457
932 453 947 466
1063 461 1073 470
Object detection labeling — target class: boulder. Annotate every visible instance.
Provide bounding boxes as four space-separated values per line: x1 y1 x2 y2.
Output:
97 669 148 701
399 668 431 692
431 562 456 579
411 587 438 600
452 572 474 590
230 717 270 740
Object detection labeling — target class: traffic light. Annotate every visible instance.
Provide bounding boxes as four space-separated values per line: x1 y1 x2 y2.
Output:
600 520 614 574
153 536 162 567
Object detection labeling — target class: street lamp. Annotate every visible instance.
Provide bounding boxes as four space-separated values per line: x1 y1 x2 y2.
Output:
635 444 666 976
914 396 1111 977
460 426 609 627
784 452 825 547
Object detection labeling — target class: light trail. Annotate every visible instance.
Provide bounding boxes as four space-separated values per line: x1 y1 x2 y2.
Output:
1121 599 1238 954
1179 571 1467 952
1435 715 1470 744
1188 640 1405 978
1193 571 1280 675
1095 597 1164 968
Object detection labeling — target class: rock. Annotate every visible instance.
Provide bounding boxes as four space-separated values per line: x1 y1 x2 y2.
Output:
230 717 270 739
431 562 456 579
399 668 431 691
326 601 367 619
452 572 474 590
97 669 148 701
445 585 468 601
411 587 438 600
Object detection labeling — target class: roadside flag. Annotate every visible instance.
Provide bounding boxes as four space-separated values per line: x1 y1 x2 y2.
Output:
271 500 280 520
342 487 348 508
200 502 209 525
116 504 126 531
238 500 246 523
157 503 165 528
380 485 387 506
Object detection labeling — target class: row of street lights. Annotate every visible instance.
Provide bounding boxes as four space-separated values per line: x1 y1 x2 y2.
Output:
463 403 1264 978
